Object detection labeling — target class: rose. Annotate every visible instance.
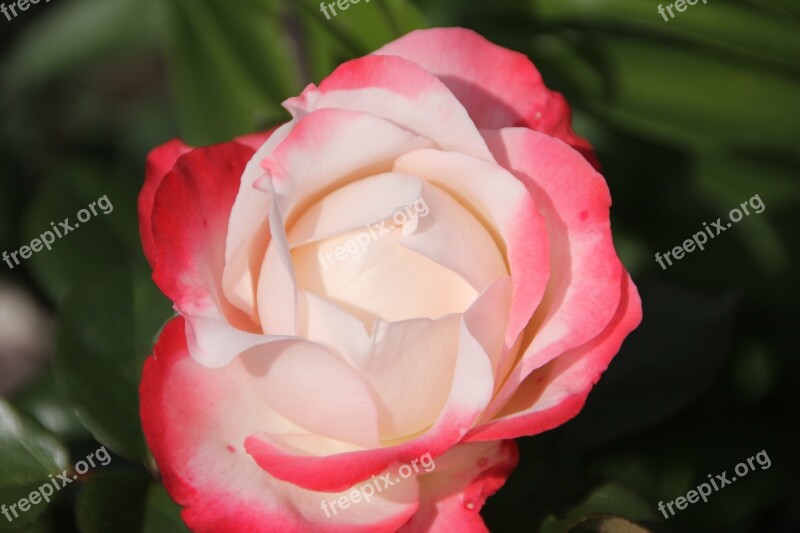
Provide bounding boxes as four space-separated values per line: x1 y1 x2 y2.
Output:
138 27 641 532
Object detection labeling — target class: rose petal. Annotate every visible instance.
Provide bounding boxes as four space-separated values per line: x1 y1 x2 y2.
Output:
223 121 296 320
225 109 434 329
257 198 299 336
141 318 417 533
376 27 598 167
295 290 373 368
481 128 625 416
286 172 424 248
285 54 494 161
392 148 549 360
462 277 513 379
292 221 478 326
149 141 263 367
257 108 434 222
244 313 494 492
238 338 380 448
361 314 462 440
392 181 508 294
138 139 191 267
234 128 278 151
466 273 641 441
398 440 519 532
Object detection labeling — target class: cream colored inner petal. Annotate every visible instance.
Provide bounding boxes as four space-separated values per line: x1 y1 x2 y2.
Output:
286 174 507 329
265 173 515 442
291 227 476 328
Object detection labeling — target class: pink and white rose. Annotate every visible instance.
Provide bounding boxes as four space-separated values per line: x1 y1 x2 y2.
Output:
138 27 641 532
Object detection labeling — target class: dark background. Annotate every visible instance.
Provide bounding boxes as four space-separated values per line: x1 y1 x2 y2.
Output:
0 0 798 531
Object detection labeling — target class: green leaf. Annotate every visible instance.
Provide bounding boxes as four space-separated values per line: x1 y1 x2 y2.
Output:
528 0 800 71
294 0 427 69
11 371 90 444
743 0 800 17
76 471 190 533
21 162 138 304
378 0 428 37
297 0 394 54
143 484 190 533
571 516 653 533
593 36 800 155
540 482 657 533
162 0 426 144
295 5 352 83
2 0 161 92
0 401 69 533
20 159 171 463
530 33 800 158
164 0 301 144
54 262 172 464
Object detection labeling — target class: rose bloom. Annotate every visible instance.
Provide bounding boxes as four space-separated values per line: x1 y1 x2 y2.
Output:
139 28 641 532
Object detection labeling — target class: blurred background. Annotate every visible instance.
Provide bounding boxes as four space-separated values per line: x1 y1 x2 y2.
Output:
0 0 798 531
